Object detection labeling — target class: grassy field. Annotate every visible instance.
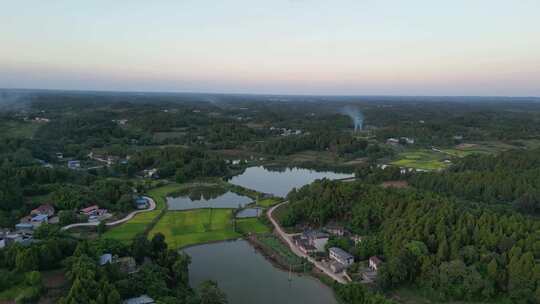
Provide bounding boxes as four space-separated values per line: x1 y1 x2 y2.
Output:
442 142 515 157
149 209 240 248
257 234 305 266
257 198 281 207
390 150 448 171
236 218 270 234
102 183 183 242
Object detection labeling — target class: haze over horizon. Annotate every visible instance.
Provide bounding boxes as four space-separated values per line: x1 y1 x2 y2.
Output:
1 1 539 96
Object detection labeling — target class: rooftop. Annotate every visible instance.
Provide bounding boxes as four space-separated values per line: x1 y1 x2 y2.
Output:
99 253 113 266
124 295 155 304
80 205 99 213
31 214 48 221
304 230 329 240
329 247 354 260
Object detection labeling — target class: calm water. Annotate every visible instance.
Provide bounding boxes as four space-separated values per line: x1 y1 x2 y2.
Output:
184 240 337 304
235 207 263 218
229 166 354 197
167 191 252 210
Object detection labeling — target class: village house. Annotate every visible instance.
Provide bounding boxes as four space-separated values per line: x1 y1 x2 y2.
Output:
31 214 48 224
329 247 354 266
31 204 55 217
134 197 149 210
369 256 383 271
1 231 33 247
15 223 34 231
99 253 114 266
302 230 329 252
68 160 81 169
80 205 107 218
292 235 317 254
324 223 347 237
400 137 415 144
386 138 399 145
143 168 159 179
124 295 155 304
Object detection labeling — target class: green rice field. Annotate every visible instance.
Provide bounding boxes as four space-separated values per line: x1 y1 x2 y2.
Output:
149 209 239 249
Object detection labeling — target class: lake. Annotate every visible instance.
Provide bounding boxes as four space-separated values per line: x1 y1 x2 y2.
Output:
184 240 337 304
167 187 252 210
228 166 354 197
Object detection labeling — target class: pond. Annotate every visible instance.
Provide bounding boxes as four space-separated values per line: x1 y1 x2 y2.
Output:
184 240 337 304
235 207 263 218
167 186 252 210
228 166 354 197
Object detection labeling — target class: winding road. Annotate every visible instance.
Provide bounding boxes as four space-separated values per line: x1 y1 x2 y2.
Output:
60 196 156 231
267 201 348 284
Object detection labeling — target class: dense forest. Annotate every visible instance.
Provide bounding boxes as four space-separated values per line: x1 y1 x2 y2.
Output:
411 148 540 214
282 180 540 303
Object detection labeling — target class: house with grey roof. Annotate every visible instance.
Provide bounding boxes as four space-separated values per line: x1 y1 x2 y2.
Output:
329 247 354 266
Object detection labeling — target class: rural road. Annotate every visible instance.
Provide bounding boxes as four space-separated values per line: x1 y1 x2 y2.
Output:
61 196 156 231
267 202 348 284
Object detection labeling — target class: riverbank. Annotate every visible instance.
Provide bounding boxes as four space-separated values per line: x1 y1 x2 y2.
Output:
246 234 311 273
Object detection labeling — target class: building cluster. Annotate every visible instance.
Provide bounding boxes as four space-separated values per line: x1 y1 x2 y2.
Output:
2 204 57 248
88 152 123 167
386 137 415 145
0 229 33 249
269 126 302 136
80 205 109 222
143 168 159 179
293 230 329 254
16 204 56 232
293 223 384 282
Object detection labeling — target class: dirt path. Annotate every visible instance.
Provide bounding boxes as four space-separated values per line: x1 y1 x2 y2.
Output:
60 196 156 231
267 202 348 284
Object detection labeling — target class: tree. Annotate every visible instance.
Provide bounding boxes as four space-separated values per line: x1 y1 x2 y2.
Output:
59 210 76 226
97 221 106 236
198 280 227 304
107 288 121 304
16 248 39 272
131 233 150 263
151 233 168 256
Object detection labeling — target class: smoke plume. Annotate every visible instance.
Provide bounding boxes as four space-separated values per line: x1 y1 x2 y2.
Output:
340 106 364 131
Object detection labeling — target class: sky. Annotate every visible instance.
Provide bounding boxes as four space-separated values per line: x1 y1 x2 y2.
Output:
1 0 539 96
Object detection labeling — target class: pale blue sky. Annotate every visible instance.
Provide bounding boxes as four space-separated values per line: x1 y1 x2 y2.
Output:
1 0 539 96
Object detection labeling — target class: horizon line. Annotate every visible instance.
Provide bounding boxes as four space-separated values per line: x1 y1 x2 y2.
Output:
1 86 539 100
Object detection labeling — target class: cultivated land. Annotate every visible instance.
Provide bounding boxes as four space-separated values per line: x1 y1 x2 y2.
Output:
390 149 449 171
149 209 239 249
104 181 270 247
236 218 270 234
102 183 180 242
